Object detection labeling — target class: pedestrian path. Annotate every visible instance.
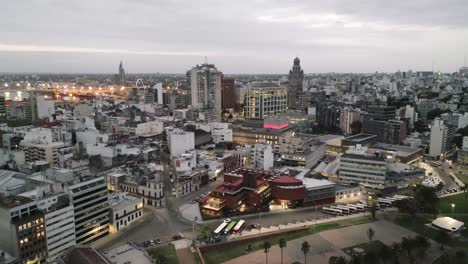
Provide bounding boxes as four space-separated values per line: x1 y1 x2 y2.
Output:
172 239 192 249
176 247 196 264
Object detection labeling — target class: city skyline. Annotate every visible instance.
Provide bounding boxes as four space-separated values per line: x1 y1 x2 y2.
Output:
1 0 468 73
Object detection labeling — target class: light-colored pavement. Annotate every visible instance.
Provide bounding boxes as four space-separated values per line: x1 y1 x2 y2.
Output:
224 220 445 264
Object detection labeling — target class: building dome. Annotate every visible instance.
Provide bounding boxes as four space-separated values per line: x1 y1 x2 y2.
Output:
293 57 300 65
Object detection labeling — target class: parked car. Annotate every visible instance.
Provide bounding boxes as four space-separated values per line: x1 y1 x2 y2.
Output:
154 238 161 244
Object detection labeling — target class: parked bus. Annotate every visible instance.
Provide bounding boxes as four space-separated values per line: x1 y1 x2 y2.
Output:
346 204 365 212
336 205 356 213
322 207 343 216
214 222 228 235
330 206 350 214
233 220 246 233
224 220 237 234
377 198 393 207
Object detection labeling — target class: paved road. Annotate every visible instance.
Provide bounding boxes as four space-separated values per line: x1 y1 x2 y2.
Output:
437 162 459 190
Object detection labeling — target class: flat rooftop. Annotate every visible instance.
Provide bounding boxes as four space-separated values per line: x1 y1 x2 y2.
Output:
102 243 152 264
371 143 422 157
343 133 377 142
0 195 33 209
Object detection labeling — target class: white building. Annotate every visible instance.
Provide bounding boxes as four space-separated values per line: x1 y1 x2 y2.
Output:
211 127 232 144
189 63 222 120
253 144 274 170
339 107 362 135
37 193 76 261
339 146 387 188
429 118 448 158
153 83 164 104
76 130 109 151
109 192 144 234
36 95 55 119
135 121 163 137
243 85 288 119
458 113 468 129
168 129 195 157
404 105 417 129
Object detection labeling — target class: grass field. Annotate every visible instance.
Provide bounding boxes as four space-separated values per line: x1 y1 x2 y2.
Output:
147 244 179 264
202 216 373 264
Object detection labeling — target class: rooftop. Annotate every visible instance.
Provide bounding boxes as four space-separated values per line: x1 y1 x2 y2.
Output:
102 243 153 264
0 195 34 209
371 143 422 157
61 246 109 264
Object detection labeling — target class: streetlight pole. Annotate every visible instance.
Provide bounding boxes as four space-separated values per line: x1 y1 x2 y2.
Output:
451 204 455 215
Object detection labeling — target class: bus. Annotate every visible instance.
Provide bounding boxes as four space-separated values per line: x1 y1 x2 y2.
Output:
330 206 350 214
377 198 393 207
224 220 237 234
336 205 356 213
214 222 228 235
322 207 343 216
233 220 246 233
346 204 365 212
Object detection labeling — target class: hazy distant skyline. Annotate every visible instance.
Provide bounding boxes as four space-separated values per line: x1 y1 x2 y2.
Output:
1 0 468 74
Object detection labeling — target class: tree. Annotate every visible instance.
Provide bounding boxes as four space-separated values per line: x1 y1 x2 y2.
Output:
427 108 450 120
401 237 414 258
461 185 468 200
154 254 167 264
329 256 347 264
455 250 466 264
301 241 311 264
263 241 271 264
367 228 375 242
414 120 428 133
279 238 287 264
435 230 450 250
414 235 430 255
367 196 378 220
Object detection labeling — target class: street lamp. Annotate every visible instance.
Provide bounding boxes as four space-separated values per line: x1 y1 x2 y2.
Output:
451 203 455 215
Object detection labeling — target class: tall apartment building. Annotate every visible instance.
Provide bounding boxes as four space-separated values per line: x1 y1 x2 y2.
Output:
221 77 236 110
37 193 76 261
429 118 455 158
66 176 109 245
339 107 362 135
0 196 47 263
339 148 387 188
19 128 66 166
188 63 222 119
316 101 341 131
253 143 274 170
244 85 287 119
386 119 407 145
0 95 6 118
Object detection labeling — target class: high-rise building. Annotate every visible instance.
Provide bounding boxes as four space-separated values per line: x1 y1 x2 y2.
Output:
188 63 222 119
0 95 6 118
118 61 125 85
66 176 109 245
339 107 362 135
386 119 407 145
221 77 236 110
243 84 287 119
429 118 455 158
362 106 396 142
316 101 341 131
0 196 47 263
288 57 304 108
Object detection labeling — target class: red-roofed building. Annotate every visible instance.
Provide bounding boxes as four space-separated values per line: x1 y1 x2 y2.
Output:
269 176 305 206
200 168 272 216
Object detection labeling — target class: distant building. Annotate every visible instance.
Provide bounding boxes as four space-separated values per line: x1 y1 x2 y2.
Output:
118 61 125 85
221 77 236 110
188 63 222 120
243 85 287 119
316 102 341 131
362 106 396 143
429 118 455 158
253 143 274 170
339 107 362 135
339 146 387 188
288 57 304 108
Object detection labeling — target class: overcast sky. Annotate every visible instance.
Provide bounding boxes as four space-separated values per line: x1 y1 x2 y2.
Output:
1 0 468 74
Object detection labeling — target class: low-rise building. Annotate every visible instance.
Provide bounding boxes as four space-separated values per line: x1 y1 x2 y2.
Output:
109 192 144 234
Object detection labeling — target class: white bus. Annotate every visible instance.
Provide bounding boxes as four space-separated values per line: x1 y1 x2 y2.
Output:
330 206 350 214
213 222 228 235
346 204 365 212
322 207 343 216
233 220 246 233
336 205 356 213
377 198 393 207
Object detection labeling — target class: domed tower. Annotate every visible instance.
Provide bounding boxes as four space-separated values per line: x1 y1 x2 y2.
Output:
288 57 304 108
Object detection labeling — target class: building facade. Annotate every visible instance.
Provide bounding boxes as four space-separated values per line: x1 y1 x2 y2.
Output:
243 86 287 119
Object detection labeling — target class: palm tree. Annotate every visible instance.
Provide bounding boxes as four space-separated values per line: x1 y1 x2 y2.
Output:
301 241 311 264
367 228 375 242
264 241 271 264
279 238 287 264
